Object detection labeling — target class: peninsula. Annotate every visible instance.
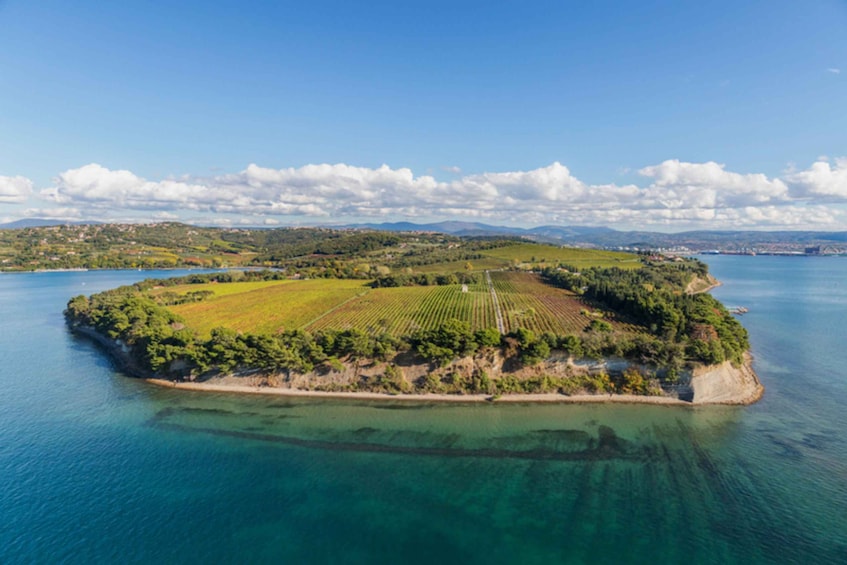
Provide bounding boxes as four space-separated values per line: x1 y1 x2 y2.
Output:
64 228 762 405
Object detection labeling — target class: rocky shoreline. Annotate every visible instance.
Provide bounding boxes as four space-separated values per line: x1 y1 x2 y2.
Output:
72 325 763 406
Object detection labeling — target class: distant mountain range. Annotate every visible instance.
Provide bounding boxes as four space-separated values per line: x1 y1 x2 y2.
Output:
0 218 101 229
3 218 846 251
346 221 618 240
345 221 847 251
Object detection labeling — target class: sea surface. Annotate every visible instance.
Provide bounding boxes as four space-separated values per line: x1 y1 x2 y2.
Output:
1 258 845 564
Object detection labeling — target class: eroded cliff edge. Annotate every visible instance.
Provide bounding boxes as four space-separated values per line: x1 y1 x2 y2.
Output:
72 324 762 405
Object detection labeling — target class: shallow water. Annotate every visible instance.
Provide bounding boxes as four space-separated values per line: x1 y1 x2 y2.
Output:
0 260 845 563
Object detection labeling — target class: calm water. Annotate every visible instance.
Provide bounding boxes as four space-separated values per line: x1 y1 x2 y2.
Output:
0 259 845 564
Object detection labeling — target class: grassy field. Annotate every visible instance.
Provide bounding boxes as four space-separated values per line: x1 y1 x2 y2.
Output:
153 280 295 298
169 279 370 336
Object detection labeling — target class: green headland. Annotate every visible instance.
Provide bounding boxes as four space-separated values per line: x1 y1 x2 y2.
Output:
63 227 761 404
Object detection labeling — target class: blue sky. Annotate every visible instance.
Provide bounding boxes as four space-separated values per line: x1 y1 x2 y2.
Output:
1 0 846 230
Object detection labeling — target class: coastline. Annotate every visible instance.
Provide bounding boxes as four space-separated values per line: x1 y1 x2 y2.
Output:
689 352 763 405
144 378 695 404
71 324 763 407
144 354 763 406
686 274 722 295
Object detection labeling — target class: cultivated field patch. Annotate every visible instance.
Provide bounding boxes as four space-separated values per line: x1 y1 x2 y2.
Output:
489 271 643 335
169 279 370 336
153 279 295 298
307 283 497 335
482 243 640 270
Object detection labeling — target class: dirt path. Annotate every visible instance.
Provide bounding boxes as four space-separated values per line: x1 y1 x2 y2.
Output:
486 270 505 333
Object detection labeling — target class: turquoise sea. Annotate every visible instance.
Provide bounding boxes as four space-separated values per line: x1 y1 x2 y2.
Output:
1 257 845 564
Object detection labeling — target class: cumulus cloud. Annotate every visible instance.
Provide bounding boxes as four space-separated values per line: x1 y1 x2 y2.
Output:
0 175 33 203
29 158 847 229
638 159 790 209
44 163 241 213
21 207 82 219
784 157 847 199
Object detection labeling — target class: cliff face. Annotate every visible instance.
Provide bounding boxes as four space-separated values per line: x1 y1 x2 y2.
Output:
684 355 763 404
686 274 721 294
71 325 148 378
72 323 762 405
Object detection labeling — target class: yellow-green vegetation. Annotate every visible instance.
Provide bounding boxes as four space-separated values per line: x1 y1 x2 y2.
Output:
152 279 295 299
158 270 646 342
411 257 511 273
483 243 640 269
149 241 644 341
308 282 496 335
164 279 500 338
169 278 369 337
0 222 261 271
52 224 755 400
66 253 751 398
1 221 646 273
490 271 641 335
62 235 653 359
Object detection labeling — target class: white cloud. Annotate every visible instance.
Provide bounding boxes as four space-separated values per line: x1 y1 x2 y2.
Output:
638 160 789 208
44 163 236 212
784 157 847 198
0 175 33 203
827 68 841 74
21 207 82 219
25 158 847 230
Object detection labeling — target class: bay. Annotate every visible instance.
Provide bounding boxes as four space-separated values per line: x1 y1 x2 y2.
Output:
0 259 845 564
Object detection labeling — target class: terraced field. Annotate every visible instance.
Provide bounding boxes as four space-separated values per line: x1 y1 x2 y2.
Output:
489 271 643 335
169 279 370 336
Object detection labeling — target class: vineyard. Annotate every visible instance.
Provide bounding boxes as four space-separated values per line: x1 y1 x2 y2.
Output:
307 282 496 334
169 279 370 336
166 279 498 337
411 257 511 273
161 270 647 340
482 243 641 270
489 271 644 335
158 243 647 339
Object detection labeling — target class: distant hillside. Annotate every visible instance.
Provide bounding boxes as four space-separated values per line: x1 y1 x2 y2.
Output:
0 218 101 230
346 221 619 243
345 221 847 252
3 218 846 256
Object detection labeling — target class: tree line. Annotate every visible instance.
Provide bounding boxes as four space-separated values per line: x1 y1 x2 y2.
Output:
541 260 748 365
